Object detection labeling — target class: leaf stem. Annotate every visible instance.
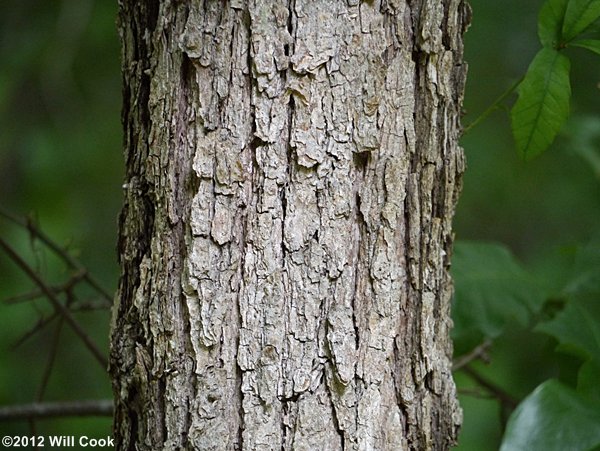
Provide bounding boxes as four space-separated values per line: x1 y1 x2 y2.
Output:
462 76 524 135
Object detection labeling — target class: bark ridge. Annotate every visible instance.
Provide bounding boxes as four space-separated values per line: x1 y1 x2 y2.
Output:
111 0 470 449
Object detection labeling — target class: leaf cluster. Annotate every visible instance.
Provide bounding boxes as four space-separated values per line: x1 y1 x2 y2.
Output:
453 234 600 450
511 0 600 159
455 5 600 447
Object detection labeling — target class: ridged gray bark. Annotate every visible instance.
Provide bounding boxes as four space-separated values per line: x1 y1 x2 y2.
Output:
110 0 470 449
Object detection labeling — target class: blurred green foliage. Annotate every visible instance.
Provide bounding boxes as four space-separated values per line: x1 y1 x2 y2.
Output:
0 0 120 440
0 0 598 449
455 0 600 449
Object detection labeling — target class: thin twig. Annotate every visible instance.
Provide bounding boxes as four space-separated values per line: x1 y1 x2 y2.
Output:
36 316 65 401
3 289 48 304
457 387 493 399
461 365 518 409
453 339 492 371
12 301 108 348
462 76 524 135
3 270 86 305
0 237 108 369
71 299 111 311
12 312 59 349
0 208 113 305
12 298 109 349
0 400 113 421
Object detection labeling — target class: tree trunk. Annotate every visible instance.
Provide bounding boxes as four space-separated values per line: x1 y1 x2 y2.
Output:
110 0 469 449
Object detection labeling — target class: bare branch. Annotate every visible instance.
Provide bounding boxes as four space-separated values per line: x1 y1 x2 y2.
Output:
461 365 519 409
0 237 108 369
0 400 113 421
452 339 492 371
36 317 64 401
12 298 108 349
3 289 47 304
457 387 493 399
3 270 86 305
0 208 113 305
71 299 111 311
12 312 59 349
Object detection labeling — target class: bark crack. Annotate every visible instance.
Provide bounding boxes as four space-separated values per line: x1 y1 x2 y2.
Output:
113 0 467 448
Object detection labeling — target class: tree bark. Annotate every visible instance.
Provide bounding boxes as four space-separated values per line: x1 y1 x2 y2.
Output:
110 0 469 449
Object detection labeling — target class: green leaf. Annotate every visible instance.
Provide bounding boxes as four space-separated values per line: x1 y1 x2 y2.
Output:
571 38 600 54
563 0 600 41
536 300 600 363
501 380 600 451
535 234 600 381
578 360 600 402
565 115 600 177
451 242 545 352
511 48 571 160
538 0 569 47
536 233 600 366
565 233 600 301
